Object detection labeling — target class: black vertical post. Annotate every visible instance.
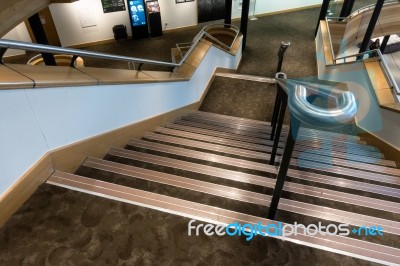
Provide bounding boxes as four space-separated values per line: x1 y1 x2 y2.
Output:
240 0 250 50
380 35 391 54
339 0 355 18
267 116 300 220
315 0 331 37
224 0 232 25
276 42 290 73
28 13 57 66
0 48 8 64
270 90 282 140
359 0 385 54
270 43 290 135
269 90 287 165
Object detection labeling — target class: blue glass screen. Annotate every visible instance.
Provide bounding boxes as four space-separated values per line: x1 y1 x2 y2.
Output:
128 0 147 27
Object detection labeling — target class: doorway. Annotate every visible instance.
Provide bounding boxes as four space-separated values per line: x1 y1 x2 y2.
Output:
25 7 61 46
197 0 226 23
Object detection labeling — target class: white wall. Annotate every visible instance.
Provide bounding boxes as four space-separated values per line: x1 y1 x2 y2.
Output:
0 42 242 197
50 0 133 47
49 0 198 47
50 0 320 47
159 0 198 31
232 0 321 18
1 23 32 57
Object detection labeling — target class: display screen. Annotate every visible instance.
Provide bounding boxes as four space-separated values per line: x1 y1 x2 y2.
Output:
146 1 160 14
101 0 126 13
128 0 147 27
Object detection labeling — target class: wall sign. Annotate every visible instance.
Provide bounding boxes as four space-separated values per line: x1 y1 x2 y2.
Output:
101 0 126 13
77 0 98 28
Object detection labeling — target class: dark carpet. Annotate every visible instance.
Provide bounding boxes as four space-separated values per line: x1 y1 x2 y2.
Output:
0 7 379 266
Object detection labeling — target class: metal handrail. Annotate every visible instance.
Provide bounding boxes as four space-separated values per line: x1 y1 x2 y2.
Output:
349 0 398 18
325 18 336 61
377 49 400 96
0 23 240 69
275 74 358 127
267 72 358 220
334 49 400 96
323 17 400 97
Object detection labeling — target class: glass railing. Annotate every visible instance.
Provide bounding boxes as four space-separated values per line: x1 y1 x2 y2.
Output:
324 17 400 97
348 0 398 18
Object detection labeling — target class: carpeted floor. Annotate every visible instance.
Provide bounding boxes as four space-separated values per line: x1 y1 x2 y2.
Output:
0 6 378 266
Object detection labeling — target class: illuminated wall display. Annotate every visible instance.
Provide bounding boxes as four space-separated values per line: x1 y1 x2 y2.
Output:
128 0 147 27
146 1 160 13
101 0 126 13
146 0 163 37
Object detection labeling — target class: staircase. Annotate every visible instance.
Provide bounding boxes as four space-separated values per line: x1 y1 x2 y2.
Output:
47 111 400 265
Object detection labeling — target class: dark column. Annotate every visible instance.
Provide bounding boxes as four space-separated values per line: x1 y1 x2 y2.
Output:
28 13 57 66
346 0 355 16
315 0 331 37
224 0 232 25
380 35 391 54
240 0 250 50
339 0 356 18
359 0 385 54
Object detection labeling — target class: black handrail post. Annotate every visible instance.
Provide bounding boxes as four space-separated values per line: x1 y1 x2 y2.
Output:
270 90 282 138
267 116 300 220
69 55 78 68
270 42 290 134
240 0 250 50
359 0 385 54
224 0 232 26
269 87 287 165
315 0 331 37
0 48 7 64
276 41 290 73
380 35 391 54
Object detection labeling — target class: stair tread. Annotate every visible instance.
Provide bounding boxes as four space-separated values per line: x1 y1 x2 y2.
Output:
185 111 361 140
174 119 381 156
124 141 400 213
166 122 394 166
142 133 400 185
109 148 400 208
79 157 400 236
47 171 400 265
157 126 398 173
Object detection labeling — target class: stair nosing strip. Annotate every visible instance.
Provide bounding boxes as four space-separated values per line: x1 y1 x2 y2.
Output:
174 119 381 156
157 126 399 175
183 114 361 141
166 122 391 165
142 133 400 185
109 145 400 213
75 159 400 235
187 111 362 141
